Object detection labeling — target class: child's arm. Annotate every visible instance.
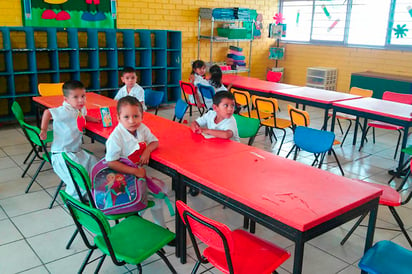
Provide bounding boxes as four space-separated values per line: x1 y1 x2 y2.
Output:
40 109 51 140
200 128 233 139
86 115 101 123
139 141 159 165
190 121 201 133
107 160 146 178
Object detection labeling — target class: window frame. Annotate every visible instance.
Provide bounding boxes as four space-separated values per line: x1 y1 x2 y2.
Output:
279 0 412 50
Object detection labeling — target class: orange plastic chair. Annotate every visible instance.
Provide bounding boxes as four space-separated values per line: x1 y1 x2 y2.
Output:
266 71 282 83
363 91 412 159
230 88 272 120
253 96 291 154
176 201 290 274
328 87 373 146
179 81 205 116
38 83 64 96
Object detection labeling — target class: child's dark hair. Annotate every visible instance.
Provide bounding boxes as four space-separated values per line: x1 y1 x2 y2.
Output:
121 66 136 76
62 80 85 97
209 65 223 89
117 96 143 114
213 91 235 106
191 60 206 74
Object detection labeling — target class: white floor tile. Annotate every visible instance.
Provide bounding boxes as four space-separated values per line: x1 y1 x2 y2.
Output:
0 240 42 273
0 219 23 245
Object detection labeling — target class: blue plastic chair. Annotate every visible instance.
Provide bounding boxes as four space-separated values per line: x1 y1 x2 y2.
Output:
144 89 164 115
173 99 188 123
292 126 344 175
197 83 215 111
359 240 412 274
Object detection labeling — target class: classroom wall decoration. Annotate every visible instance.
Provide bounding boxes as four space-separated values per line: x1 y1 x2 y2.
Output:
22 0 117 28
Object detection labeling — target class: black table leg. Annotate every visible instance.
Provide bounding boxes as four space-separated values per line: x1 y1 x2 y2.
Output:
353 116 360 146
359 118 368 151
362 201 378 274
293 234 304 274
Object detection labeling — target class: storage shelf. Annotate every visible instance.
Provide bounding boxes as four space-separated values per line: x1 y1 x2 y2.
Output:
198 8 253 76
199 35 252 42
0 26 181 121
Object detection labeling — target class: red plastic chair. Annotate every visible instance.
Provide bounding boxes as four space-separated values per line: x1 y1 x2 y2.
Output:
179 81 205 116
176 200 290 274
363 91 412 159
266 71 282 83
340 178 412 247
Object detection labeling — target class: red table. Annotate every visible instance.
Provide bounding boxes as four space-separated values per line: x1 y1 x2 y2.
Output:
332 97 412 172
223 75 361 129
33 93 382 274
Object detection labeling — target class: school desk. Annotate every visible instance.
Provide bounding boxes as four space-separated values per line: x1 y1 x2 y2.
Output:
33 94 382 274
85 109 381 274
222 75 361 129
32 92 118 126
331 97 412 173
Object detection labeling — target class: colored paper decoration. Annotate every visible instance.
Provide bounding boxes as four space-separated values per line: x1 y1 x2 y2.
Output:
269 47 285 60
393 24 408 39
327 19 340 32
21 0 117 28
322 5 332 20
273 13 285 25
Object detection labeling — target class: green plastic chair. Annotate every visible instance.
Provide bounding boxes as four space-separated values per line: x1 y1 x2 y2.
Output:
11 101 53 178
233 114 261 145
62 152 155 249
20 122 64 209
60 190 177 274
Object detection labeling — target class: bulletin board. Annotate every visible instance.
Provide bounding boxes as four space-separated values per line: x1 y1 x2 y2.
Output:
22 0 117 28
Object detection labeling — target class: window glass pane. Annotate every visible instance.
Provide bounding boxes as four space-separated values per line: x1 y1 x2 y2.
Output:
282 1 313 42
391 0 412 46
348 0 390 46
311 0 347 41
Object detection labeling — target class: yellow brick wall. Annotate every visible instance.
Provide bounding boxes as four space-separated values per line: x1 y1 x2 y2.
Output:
2 0 412 92
278 44 412 92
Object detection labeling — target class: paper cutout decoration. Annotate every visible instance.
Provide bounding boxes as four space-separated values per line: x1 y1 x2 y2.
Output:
393 24 408 38
100 107 112 128
327 19 340 32
296 10 300 26
407 6 412 18
322 5 332 20
273 13 285 25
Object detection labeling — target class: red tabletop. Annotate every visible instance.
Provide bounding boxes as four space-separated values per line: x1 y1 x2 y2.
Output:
222 74 299 92
177 147 382 231
333 97 412 122
36 93 382 233
32 92 117 109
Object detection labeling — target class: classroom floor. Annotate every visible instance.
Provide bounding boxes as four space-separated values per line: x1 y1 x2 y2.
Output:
1 100 412 274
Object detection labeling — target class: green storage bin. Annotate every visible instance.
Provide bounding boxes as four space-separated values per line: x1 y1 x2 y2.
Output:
217 28 250 39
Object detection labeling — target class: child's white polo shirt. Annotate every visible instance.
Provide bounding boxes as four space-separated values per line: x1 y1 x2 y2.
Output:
196 110 240 142
114 84 147 110
105 122 158 162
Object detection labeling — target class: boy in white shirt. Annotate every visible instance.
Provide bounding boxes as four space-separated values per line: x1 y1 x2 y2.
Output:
105 96 173 244
114 67 147 110
191 91 240 142
39 80 100 199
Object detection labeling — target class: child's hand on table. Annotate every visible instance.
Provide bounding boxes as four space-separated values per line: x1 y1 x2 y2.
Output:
139 150 151 165
190 121 201 134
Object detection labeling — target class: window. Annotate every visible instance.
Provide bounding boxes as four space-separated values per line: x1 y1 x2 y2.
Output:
280 0 412 48
391 0 412 46
348 0 390 46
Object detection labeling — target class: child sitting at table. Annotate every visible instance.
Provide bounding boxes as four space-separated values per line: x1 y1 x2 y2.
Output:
191 91 239 142
39 80 100 199
105 96 173 243
114 66 146 111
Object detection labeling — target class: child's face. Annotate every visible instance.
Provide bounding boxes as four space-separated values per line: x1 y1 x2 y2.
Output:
118 103 143 134
121 72 137 89
194 66 206 76
64 88 86 110
213 98 235 119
